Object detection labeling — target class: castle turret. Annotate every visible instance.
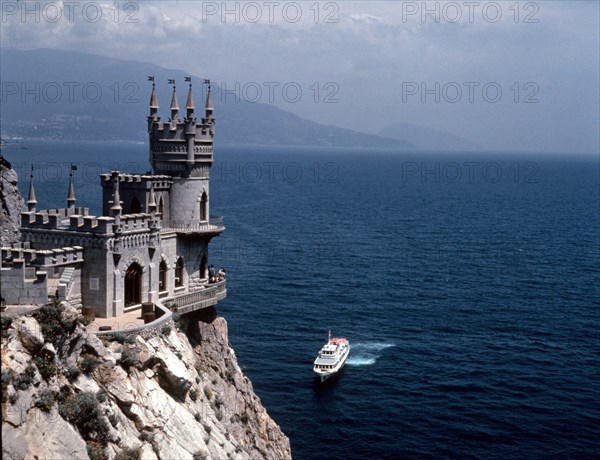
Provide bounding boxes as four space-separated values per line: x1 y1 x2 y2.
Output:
27 165 37 212
185 79 197 167
149 79 159 118
169 82 180 126
185 78 195 119
148 79 216 223
67 167 76 210
205 81 213 116
110 171 122 223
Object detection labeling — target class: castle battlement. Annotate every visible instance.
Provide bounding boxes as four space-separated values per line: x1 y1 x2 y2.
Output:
148 81 215 178
20 207 90 227
118 213 160 233
99 173 172 185
3 79 226 318
20 210 161 236
2 244 83 268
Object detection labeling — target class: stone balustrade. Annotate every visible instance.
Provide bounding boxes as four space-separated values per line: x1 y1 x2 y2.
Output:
160 217 224 234
166 280 227 315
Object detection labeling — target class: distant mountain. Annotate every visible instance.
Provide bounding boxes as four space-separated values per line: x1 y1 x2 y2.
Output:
380 123 481 152
0 48 413 149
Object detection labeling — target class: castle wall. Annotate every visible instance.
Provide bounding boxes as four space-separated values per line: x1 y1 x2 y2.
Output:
169 177 209 222
0 265 47 305
81 245 112 317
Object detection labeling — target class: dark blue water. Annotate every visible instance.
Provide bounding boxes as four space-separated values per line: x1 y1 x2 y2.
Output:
5 141 600 459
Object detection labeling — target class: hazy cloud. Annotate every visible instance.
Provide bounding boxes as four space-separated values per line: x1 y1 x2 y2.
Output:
1 0 598 153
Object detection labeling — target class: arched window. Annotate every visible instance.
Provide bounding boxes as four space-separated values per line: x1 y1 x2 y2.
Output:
175 257 184 288
130 196 142 214
200 192 208 222
200 255 207 279
125 263 142 307
158 196 164 216
159 260 167 292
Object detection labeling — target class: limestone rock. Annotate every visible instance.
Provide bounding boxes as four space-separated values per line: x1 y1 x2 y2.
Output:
0 156 24 246
149 338 193 396
2 310 291 460
16 316 44 354
2 407 89 460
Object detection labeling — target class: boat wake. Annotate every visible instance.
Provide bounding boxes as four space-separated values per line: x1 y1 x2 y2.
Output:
346 342 395 366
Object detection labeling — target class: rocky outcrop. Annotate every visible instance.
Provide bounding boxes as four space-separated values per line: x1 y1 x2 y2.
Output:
0 155 23 246
1 305 291 459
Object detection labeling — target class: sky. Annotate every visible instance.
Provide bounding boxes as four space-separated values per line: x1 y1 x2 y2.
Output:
1 0 599 153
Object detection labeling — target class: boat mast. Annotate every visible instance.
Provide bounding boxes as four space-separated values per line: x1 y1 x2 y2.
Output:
328 329 331 342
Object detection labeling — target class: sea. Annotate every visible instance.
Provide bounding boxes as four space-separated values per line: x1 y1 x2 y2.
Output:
4 140 600 459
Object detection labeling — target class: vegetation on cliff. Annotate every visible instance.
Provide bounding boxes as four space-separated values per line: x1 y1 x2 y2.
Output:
1 302 291 459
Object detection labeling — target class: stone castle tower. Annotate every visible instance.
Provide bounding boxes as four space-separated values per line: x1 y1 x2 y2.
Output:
147 79 215 223
2 79 226 319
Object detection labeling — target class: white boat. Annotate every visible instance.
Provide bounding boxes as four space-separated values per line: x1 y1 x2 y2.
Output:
313 330 350 382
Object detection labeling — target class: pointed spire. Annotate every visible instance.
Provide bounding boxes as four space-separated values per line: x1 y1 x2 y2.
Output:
67 165 76 209
185 78 195 118
149 82 158 114
205 79 214 113
170 88 179 111
27 165 37 212
169 80 179 121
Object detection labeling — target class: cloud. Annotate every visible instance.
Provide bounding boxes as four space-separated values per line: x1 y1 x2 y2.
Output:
1 0 598 153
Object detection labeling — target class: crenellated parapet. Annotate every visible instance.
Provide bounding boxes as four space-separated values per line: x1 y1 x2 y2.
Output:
1 244 84 268
148 80 215 177
21 207 90 227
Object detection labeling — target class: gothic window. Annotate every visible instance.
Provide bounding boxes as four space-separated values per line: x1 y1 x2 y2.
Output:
200 192 208 222
125 263 142 307
200 255 208 279
175 257 184 288
158 196 164 215
130 196 142 213
159 260 167 292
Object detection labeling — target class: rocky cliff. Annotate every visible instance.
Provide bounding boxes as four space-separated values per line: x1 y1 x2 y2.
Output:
0 155 24 246
1 303 291 460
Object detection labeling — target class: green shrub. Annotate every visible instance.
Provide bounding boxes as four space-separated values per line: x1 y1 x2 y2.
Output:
240 412 249 424
204 387 213 399
58 392 110 444
161 325 172 335
193 450 208 460
1 370 11 402
96 390 107 403
118 346 138 373
79 315 93 326
189 388 199 401
66 365 81 381
34 301 76 343
86 441 107 460
35 389 56 412
112 332 133 344
78 354 100 374
114 447 141 460
13 363 36 390
1 316 12 333
34 354 58 380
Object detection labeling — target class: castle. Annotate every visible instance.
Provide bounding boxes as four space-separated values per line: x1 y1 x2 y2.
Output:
0 80 226 319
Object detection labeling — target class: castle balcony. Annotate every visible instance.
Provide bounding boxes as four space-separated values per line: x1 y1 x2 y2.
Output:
160 217 224 236
165 280 227 315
